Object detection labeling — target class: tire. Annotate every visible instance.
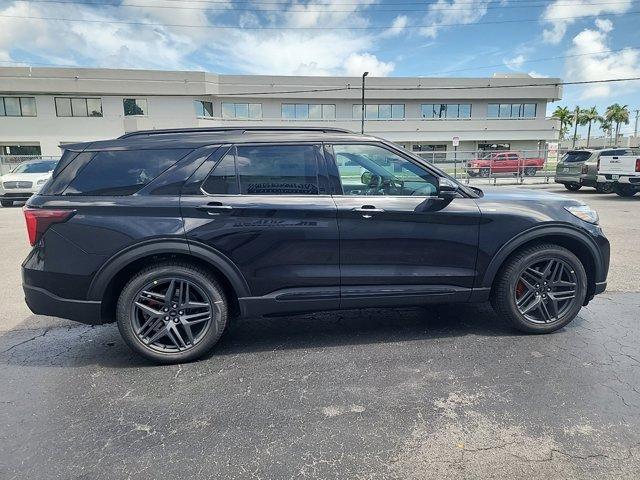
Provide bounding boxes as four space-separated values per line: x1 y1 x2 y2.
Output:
480 168 491 177
524 167 537 177
116 262 228 364
1 200 13 207
595 182 613 194
491 243 587 334
613 184 637 197
564 183 582 191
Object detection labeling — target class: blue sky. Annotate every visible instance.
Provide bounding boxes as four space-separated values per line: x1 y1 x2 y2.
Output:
1 0 638 136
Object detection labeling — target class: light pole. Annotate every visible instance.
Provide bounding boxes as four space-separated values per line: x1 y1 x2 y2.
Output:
361 71 369 134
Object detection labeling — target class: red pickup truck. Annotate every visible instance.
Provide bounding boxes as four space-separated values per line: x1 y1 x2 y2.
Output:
467 151 545 177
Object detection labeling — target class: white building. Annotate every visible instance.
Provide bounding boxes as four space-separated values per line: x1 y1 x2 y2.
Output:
0 67 562 159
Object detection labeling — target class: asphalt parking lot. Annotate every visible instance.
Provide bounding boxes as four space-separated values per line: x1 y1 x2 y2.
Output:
1 185 639 479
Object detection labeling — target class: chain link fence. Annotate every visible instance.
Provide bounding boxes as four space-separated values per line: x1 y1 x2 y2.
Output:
2 148 570 186
412 148 570 185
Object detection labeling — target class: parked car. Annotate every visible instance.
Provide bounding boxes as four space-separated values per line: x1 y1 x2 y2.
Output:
0 159 58 207
554 148 638 193
467 151 545 177
598 149 640 197
22 127 609 363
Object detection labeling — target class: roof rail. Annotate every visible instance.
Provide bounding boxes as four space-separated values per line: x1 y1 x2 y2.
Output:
119 126 355 139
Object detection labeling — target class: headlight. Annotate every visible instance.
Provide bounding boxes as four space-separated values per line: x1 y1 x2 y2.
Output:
565 205 599 224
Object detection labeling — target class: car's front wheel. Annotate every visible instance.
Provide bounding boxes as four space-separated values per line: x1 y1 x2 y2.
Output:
524 167 537 176
116 262 228 364
613 184 637 197
491 244 587 333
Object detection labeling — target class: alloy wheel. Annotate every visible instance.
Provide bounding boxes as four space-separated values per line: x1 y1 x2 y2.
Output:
130 277 217 353
514 258 578 324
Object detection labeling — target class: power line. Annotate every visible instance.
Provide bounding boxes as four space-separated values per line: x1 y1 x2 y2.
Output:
214 77 640 96
11 0 631 6
1 10 640 30
11 0 636 13
1 47 637 75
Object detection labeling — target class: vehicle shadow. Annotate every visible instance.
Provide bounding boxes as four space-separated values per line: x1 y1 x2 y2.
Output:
0 302 523 369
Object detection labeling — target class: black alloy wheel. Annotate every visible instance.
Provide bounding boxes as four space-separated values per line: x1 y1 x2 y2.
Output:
117 263 228 363
491 243 587 333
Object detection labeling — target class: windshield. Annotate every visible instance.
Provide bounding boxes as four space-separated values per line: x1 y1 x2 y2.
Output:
561 151 592 163
11 160 58 174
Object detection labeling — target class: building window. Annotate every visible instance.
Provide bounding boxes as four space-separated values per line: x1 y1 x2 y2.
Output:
194 100 213 118
281 103 336 120
412 144 447 161
123 98 148 116
487 103 536 118
352 104 405 120
478 143 511 151
55 97 103 117
421 104 471 119
0 97 37 117
222 102 262 120
1 145 42 156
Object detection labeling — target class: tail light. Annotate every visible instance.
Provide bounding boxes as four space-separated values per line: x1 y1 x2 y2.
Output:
581 164 588 174
597 158 600 170
23 207 75 246
636 158 640 172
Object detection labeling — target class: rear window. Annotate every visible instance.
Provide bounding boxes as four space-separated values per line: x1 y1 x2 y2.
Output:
63 149 191 196
561 151 592 163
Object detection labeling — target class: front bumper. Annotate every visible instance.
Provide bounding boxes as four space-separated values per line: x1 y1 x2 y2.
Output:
1 191 34 201
23 284 103 325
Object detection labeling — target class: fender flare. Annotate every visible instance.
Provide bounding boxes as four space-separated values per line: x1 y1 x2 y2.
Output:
87 238 250 301
480 224 606 288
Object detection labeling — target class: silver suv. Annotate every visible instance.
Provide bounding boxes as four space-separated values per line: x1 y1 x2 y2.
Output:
555 149 638 193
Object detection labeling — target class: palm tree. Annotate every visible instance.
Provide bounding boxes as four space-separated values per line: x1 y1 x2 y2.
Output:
600 118 613 146
552 106 573 140
605 104 630 147
580 106 601 148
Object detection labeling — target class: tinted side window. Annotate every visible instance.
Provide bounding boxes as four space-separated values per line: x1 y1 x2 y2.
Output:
202 153 238 194
235 145 320 195
64 149 191 196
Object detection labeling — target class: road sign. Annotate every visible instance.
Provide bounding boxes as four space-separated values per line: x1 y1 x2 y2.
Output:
452 136 460 147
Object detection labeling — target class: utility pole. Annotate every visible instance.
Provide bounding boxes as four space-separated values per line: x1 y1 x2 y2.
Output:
634 109 639 138
572 106 579 149
361 71 369 134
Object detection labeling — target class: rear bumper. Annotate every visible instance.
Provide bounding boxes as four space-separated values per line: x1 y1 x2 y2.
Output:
23 284 103 325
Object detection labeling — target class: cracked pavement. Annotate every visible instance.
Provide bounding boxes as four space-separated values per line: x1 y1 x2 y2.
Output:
1 188 639 479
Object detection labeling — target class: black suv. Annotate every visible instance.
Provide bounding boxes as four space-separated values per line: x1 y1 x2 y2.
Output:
22 127 609 363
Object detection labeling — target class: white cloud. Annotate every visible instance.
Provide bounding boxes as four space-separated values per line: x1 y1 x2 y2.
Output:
504 54 526 70
565 19 640 99
528 71 549 78
343 52 395 76
420 0 490 39
0 0 395 77
380 15 408 38
541 0 632 44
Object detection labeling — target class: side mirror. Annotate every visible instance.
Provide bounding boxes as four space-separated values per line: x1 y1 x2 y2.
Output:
437 177 459 200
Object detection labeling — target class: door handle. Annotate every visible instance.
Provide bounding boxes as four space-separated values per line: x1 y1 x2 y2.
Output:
352 205 385 213
352 205 384 218
196 203 233 215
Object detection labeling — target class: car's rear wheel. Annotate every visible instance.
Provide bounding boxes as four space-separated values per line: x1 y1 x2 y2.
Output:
524 167 537 176
596 182 613 194
613 184 637 197
480 168 491 177
117 263 228 364
564 183 582 191
491 244 587 333
1 200 13 207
